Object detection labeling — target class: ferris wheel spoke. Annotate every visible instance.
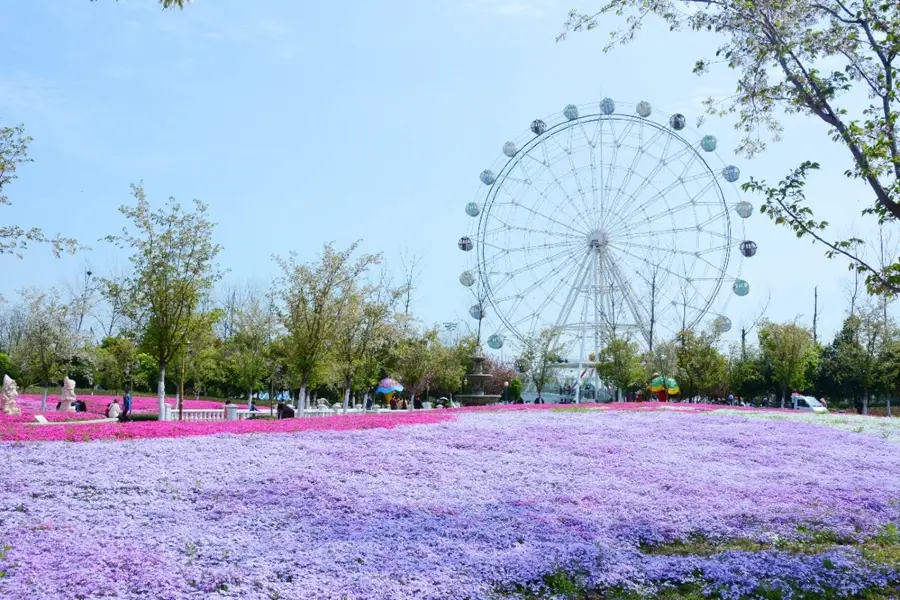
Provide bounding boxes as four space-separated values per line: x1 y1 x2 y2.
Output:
481 223 583 241
606 242 722 284
605 255 652 346
482 239 581 256
507 251 588 330
551 250 593 332
565 146 596 229
540 157 595 229
603 126 670 225
618 170 715 226
626 197 725 228
487 245 583 296
492 251 583 305
619 239 733 273
603 134 683 230
495 186 587 235
588 144 601 223
622 225 729 242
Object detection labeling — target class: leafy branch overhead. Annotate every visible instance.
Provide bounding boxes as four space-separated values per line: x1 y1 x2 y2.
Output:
0 123 79 259
561 0 899 294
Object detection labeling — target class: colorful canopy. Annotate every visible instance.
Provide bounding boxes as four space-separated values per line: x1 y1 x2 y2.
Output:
376 378 404 395
650 376 680 395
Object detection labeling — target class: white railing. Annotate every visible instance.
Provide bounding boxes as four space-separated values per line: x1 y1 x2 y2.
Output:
160 403 436 421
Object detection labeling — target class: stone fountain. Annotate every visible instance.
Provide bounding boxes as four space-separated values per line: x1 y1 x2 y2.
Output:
455 346 502 407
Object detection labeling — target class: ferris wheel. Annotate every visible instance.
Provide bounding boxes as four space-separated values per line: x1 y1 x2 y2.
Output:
457 99 756 357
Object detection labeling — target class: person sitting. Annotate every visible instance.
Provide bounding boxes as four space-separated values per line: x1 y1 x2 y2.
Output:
76 400 87 412
413 397 423 410
106 400 121 420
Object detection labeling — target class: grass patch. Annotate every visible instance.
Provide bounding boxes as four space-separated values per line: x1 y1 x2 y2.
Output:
550 407 595 413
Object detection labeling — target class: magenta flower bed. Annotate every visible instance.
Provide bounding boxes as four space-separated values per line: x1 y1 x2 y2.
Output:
0 410 898 599
0 409 454 442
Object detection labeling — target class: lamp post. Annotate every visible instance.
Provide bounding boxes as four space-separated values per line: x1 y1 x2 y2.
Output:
503 380 509 404
179 341 191 421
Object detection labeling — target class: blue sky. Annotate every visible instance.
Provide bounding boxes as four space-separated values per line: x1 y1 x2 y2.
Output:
0 0 885 349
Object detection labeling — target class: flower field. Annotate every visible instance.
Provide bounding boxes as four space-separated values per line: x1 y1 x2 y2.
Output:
1 408 899 599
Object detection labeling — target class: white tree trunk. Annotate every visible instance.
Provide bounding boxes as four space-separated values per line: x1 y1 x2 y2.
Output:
41 387 48 412
343 385 351 415
887 397 892 417
248 387 253 410
299 385 307 416
157 367 166 420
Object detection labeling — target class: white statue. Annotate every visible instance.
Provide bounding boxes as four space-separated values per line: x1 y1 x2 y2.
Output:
1 375 21 416
59 376 77 412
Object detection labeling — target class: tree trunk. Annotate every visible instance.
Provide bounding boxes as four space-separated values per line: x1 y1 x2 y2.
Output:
299 379 308 416
269 378 275 417
862 388 869 416
780 385 786 409
887 396 892 418
41 386 48 412
343 377 351 415
157 364 166 420
248 387 253 411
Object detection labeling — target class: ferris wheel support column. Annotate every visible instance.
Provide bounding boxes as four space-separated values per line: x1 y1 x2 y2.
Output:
574 276 590 404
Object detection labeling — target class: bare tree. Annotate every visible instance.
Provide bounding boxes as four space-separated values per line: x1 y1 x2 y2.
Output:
844 269 863 317
399 249 422 317
64 261 99 337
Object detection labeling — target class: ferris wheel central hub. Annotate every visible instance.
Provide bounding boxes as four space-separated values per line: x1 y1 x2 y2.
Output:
588 230 609 250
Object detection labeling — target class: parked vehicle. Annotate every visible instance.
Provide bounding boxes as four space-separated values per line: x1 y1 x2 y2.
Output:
790 393 829 413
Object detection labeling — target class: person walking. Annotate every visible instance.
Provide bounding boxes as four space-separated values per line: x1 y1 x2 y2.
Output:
121 390 133 422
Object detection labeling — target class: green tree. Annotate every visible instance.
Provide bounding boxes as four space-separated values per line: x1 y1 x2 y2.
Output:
562 0 900 294
595 336 644 401
0 352 16 381
105 184 223 419
96 336 137 395
332 276 396 412
726 345 766 401
520 328 564 400
758 320 814 407
228 294 275 408
677 330 727 400
274 242 379 413
821 307 884 413
14 289 79 411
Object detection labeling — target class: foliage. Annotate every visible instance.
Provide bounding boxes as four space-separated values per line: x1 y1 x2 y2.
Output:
227 294 275 400
331 272 398 405
0 352 16 380
676 330 728 400
561 0 900 295
758 320 815 405
520 328 565 396
595 336 644 398
12 288 79 388
725 345 766 400
274 242 379 408
105 183 223 412
96 336 137 394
